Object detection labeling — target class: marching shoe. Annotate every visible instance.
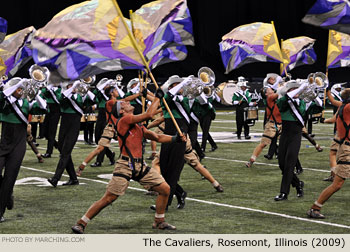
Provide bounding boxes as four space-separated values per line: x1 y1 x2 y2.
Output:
147 153 156 160
296 181 304 197
152 221 176 230
53 141 59 149
245 135 251 140
245 160 253 168
323 175 334 182
210 146 218 152
150 205 167 211
0 216 5 223
237 136 241 140
177 191 187 209
274 193 288 201
62 179 79 186
71 223 85 234
42 153 51 158
90 162 101 167
264 154 273 160
76 165 85 177
295 168 303 175
307 208 325 219
37 155 44 163
214 184 224 192
315 144 323 152
47 178 58 187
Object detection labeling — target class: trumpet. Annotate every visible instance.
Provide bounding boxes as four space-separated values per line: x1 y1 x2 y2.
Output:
299 72 329 102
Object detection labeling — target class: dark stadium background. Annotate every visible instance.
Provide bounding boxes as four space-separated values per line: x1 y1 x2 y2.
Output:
1 0 349 88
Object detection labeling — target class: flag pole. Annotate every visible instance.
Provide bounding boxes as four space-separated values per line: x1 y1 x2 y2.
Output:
271 21 283 67
323 30 332 120
280 39 288 77
113 0 183 136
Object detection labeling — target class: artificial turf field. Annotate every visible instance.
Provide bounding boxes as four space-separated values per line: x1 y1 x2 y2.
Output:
1 109 349 234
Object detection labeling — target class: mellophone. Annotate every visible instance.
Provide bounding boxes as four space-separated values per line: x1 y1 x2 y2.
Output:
31 115 45 123
81 113 97 122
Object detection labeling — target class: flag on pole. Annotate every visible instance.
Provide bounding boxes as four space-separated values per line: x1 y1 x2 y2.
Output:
219 22 283 74
327 29 350 68
280 36 317 75
130 0 194 69
0 26 35 77
302 0 350 34
0 17 8 43
32 0 144 80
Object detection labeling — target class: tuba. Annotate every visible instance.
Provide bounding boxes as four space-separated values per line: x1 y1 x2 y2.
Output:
77 75 96 96
299 72 329 102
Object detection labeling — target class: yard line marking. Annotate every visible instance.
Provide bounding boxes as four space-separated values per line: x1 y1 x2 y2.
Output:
204 157 330 173
20 165 349 230
189 198 350 230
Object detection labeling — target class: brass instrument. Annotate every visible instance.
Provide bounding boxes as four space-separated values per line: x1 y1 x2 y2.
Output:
115 74 123 87
299 72 329 102
199 67 216 98
77 75 96 96
22 65 50 100
183 67 216 99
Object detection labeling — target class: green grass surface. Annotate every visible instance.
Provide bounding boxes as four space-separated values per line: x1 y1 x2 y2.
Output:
1 109 349 234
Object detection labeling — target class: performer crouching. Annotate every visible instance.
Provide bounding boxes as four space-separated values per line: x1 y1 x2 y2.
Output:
71 88 185 233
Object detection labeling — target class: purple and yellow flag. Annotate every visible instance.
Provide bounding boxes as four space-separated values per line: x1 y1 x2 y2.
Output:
327 29 350 68
280 36 317 75
219 22 283 74
0 26 35 77
32 0 144 80
0 17 8 43
130 0 194 69
302 0 350 34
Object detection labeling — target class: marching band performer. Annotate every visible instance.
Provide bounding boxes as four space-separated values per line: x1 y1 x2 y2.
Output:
232 77 256 140
274 80 307 201
41 82 61 158
71 88 182 233
262 73 283 160
329 83 343 134
159 75 189 209
307 88 350 219
47 81 83 187
124 78 143 115
76 85 149 176
90 78 115 167
246 86 281 168
147 114 224 196
82 87 97 145
199 93 218 153
0 77 47 222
